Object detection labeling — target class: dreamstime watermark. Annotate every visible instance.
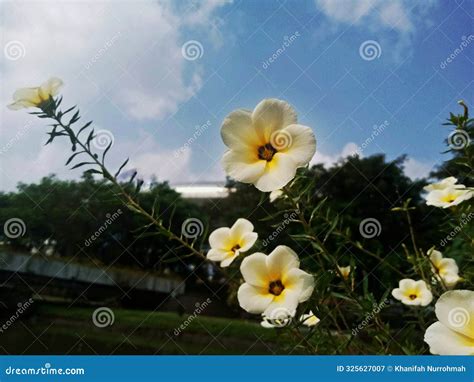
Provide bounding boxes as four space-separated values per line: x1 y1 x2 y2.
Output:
92 307 115 328
181 40 204 61
440 212 474 247
0 298 34 334
3 218 26 239
357 120 389 154
351 298 389 336
173 298 212 336
5 364 84 376
440 35 474 70
359 40 382 61
448 307 470 328
92 129 115 151
262 210 299 247
4 40 26 61
84 209 123 247
173 120 211 158
181 218 204 239
84 31 122 71
0 121 34 155
447 130 471 150
359 218 382 239
262 31 301 70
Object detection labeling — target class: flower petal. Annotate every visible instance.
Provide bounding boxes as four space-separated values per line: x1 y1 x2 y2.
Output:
252 99 297 142
254 152 297 192
240 252 269 287
278 124 316 166
12 87 41 104
424 321 474 355
435 290 474 339
266 245 300 281
230 218 254 240
208 227 231 250
206 248 229 262
39 77 63 99
220 109 261 150
222 150 266 184
263 289 299 318
239 232 258 252
220 253 238 267
237 283 273 314
283 268 314 302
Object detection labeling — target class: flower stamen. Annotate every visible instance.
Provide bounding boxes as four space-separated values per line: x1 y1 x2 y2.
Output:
258 143 277 161
269 280 284 296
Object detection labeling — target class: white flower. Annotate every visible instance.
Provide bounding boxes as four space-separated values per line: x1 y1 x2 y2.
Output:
424 290 474 355
260 310 293 328
269 189 284 203
8 77 63 110
428 249 460 288
206 218 258 267
425 185 472 209
237 245 315 316
337 265 352 279
391 279 433 306
423 177 462 192
300 310 320 327
221 99 317 192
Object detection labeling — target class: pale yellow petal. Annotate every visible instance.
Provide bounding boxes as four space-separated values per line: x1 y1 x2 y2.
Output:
237 283 273 314
425 321 474 355
278 124 316 166
222 150 266 184
208 227 231 250
252 99 297 142
240 252 269 287
253 152 297 192
283 267 314 302
239 232 258 252
435 290 474 339
221 109 261 150
229 218 254 240
266 245 300 281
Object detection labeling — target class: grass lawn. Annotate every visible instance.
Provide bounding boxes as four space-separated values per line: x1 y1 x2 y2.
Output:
1 303 281 355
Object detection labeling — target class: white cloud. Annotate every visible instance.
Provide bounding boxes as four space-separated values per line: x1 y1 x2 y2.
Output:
311 142 361 167
314 0 438 59
403 157 433 180
0 0 230 190
315 0 437 33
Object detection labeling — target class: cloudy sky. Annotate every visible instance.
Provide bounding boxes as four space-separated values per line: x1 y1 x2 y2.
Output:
0 0 472 191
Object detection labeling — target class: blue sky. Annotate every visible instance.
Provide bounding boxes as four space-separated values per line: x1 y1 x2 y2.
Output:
1 0 473 190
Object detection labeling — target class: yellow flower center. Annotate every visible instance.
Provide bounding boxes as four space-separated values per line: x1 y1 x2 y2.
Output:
231 244 241 252
258 143 277 161
442 194 457 203
409 294 418 300
269 280 284 296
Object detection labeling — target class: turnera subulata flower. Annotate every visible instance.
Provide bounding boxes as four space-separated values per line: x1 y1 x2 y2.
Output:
8 77 63 110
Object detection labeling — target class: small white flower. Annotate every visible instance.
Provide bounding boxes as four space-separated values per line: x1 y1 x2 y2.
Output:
425 188 473 208
221 99 316 192
337 265 352 279
424 290 474 355
237 245 315 316
424 180 472 208
269 189 284 203
260 310 293 328
8 77 63 110
428 249 461 288
300 310 320 327
391 279 433 306
206 218 258 267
